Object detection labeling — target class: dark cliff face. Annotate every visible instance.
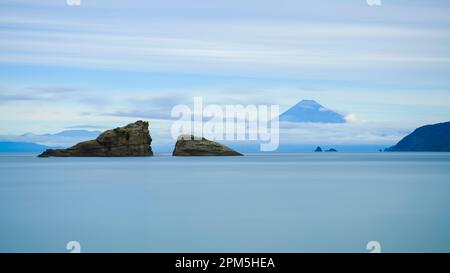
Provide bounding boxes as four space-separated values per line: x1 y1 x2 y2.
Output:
387 121 450 152
172 135 243 156
38 121 153 157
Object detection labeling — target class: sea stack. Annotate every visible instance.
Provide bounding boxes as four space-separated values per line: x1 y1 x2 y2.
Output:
172 135 243 156
38 121 153 157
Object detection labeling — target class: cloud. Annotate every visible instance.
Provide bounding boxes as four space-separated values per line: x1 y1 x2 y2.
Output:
64 124 108 129
77 94 190 120
2 2 450 78
102 110 174 121
0 94 41 102
278 121 416 145
345 114 357 123
91 93 284 121
2 26 448 76
0 86 105 105
0 86 75 102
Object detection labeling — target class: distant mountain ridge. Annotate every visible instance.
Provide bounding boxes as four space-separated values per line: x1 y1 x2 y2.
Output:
1 130 101 148
0 141 62 152
21 130 101 138
279 100 346 123
387 121 450 152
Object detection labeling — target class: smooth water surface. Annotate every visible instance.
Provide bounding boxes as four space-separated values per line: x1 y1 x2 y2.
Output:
1 153 449 252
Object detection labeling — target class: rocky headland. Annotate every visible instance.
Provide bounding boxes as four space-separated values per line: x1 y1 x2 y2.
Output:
386 121 450 152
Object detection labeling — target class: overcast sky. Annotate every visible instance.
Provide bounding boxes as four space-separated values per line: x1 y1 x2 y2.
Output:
1 0 450 145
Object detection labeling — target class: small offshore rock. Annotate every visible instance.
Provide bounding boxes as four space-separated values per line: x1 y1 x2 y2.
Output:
172 135 243 156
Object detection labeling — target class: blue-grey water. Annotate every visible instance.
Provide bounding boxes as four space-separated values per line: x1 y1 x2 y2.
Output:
1 153 450 253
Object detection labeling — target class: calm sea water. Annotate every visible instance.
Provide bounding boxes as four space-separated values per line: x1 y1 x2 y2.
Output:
1 153 449 253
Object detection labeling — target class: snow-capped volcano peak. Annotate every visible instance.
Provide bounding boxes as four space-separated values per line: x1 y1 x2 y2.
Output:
279 100 346 123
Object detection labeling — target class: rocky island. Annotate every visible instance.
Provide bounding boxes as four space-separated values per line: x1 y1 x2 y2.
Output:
386 121 450 152
172 135 242 156
38 120 153 157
